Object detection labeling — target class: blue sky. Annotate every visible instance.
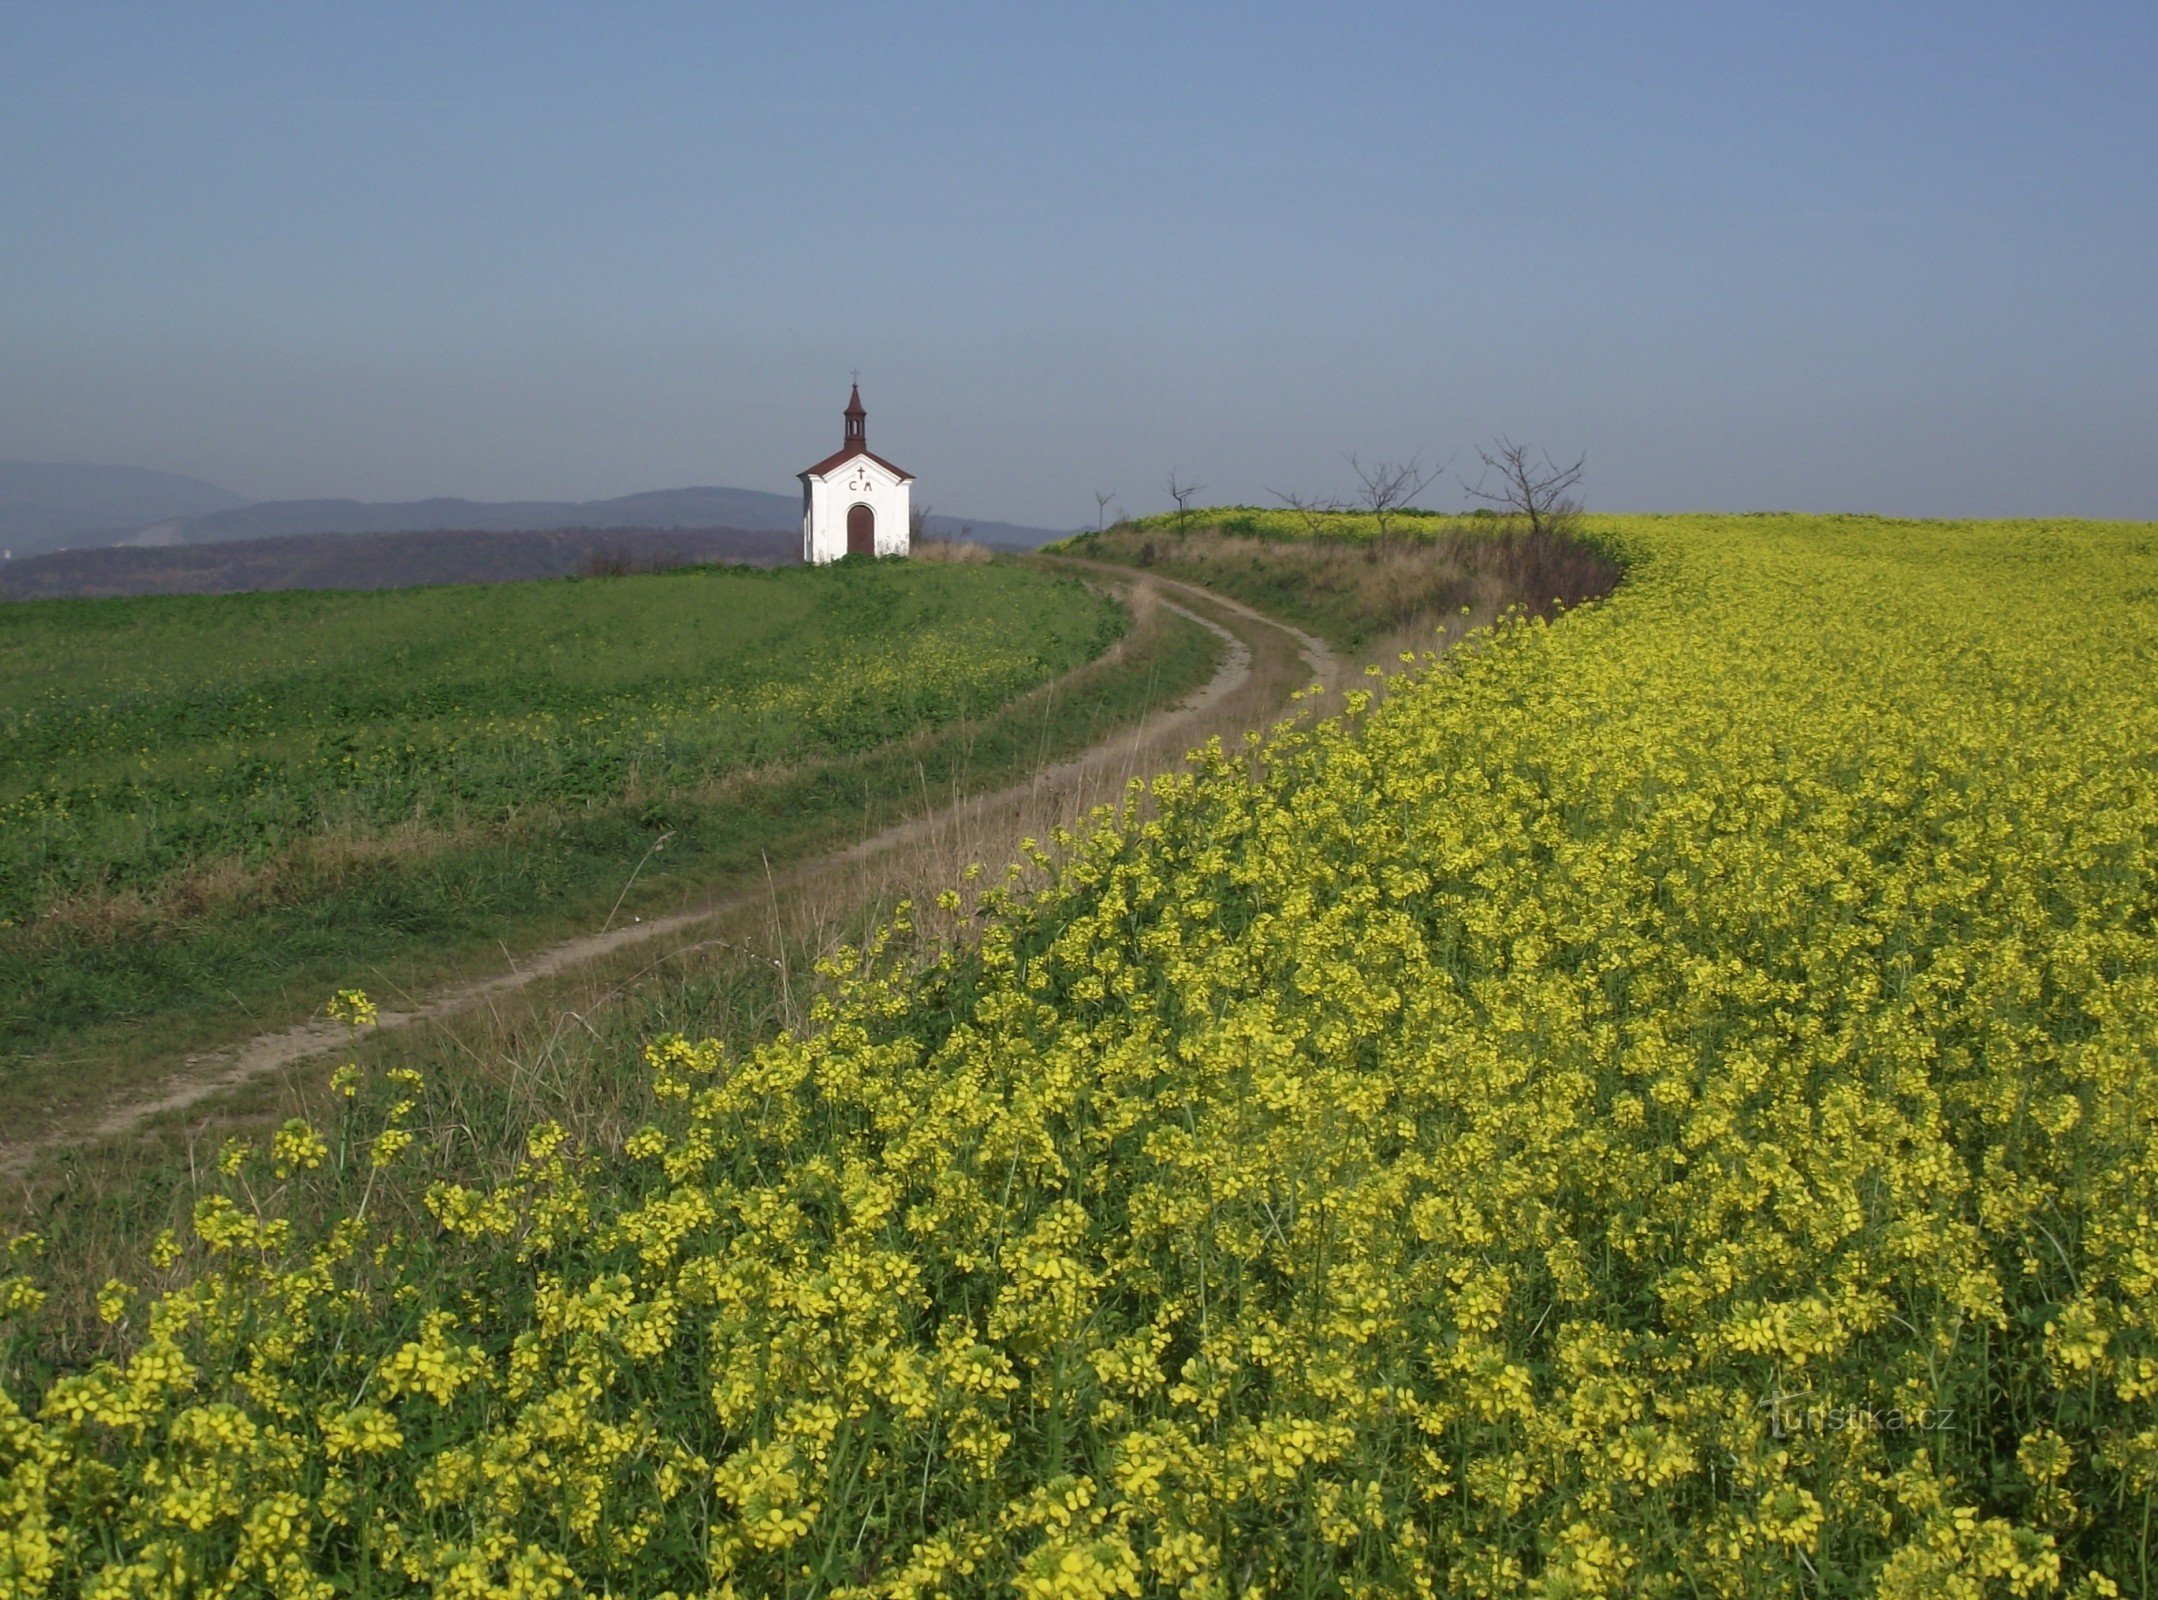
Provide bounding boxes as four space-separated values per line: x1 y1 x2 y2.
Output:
3 3 2153 524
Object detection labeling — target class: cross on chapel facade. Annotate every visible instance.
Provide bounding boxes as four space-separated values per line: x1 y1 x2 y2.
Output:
799 383 915 563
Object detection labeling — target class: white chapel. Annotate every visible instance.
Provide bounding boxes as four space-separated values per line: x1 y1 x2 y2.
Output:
799 384 914 563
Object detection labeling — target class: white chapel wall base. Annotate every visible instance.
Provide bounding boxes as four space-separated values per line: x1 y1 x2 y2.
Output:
800 463 912 564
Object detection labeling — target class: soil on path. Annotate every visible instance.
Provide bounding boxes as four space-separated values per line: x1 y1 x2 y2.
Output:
2 569 1338 1176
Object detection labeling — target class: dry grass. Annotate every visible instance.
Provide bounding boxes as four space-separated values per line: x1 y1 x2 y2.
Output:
18 817 489 946
909 536 998 563
1077 519 1621 658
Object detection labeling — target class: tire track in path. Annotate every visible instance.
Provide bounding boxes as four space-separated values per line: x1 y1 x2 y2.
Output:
3 570 1338 1176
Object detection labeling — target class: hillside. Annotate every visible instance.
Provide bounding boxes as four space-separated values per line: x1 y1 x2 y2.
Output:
0 460 250 556
0 559 1222 1107
140 486 796 545
131 487 1067 552
0 461 1072 565
4 513 2151 1593
0 525 796 601
1056 511 1620 651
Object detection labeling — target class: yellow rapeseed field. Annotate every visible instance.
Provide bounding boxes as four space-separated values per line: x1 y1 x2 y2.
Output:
5 513 2156 1597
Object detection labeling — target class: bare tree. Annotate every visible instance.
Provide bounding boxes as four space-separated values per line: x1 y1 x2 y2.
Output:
1268 486 1345 540
1164 470 1206 534
1467 437 1585 536
909 501 935 545
1093 488 1118 533
1347 451 1443 540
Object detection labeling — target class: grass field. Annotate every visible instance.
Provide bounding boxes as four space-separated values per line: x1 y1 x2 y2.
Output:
0 559 1221 1118
7 512 2157 1595
1054 511 1620 653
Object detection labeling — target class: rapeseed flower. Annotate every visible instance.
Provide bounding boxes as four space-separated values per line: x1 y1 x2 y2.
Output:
5 513 2156 1594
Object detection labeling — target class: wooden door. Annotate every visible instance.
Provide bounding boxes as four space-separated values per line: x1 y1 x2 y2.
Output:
847 503 875 556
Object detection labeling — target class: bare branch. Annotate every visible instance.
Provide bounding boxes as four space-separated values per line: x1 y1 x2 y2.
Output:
1345 451 1444 541
908 501 934 544
1465 437 1586 537
1164 470 1207 534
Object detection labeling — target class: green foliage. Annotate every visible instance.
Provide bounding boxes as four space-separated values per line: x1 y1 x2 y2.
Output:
0 563 1115 922
0 562 1143 1071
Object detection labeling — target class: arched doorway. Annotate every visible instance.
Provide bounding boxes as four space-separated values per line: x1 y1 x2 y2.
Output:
846 503 875 556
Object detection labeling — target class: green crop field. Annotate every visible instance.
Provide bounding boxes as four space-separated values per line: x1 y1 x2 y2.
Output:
0 559 1217 1110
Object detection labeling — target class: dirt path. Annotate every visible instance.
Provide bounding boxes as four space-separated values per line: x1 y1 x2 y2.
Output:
2 571 1338 1175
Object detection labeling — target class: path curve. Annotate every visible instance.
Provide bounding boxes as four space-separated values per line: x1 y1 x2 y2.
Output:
3 569 1340 1174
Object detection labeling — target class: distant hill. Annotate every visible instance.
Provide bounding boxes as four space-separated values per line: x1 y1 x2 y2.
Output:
0 526 796 602
0 460 1073 564
0 460 251 556
146 487 802 546
146 487 1067 551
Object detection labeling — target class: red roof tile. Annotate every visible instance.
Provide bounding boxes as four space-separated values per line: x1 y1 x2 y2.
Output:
799 445 915 481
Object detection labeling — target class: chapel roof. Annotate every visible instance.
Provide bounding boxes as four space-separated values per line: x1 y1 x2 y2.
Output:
799 445 915 481
799 383 914 482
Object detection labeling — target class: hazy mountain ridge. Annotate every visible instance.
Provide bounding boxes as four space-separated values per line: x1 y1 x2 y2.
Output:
0 460 252 555
0 467 1070 558
155 487 803 544
155 488 1065 550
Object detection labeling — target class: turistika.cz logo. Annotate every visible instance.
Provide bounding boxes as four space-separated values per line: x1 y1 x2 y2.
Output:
1761 1391 1954 1437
